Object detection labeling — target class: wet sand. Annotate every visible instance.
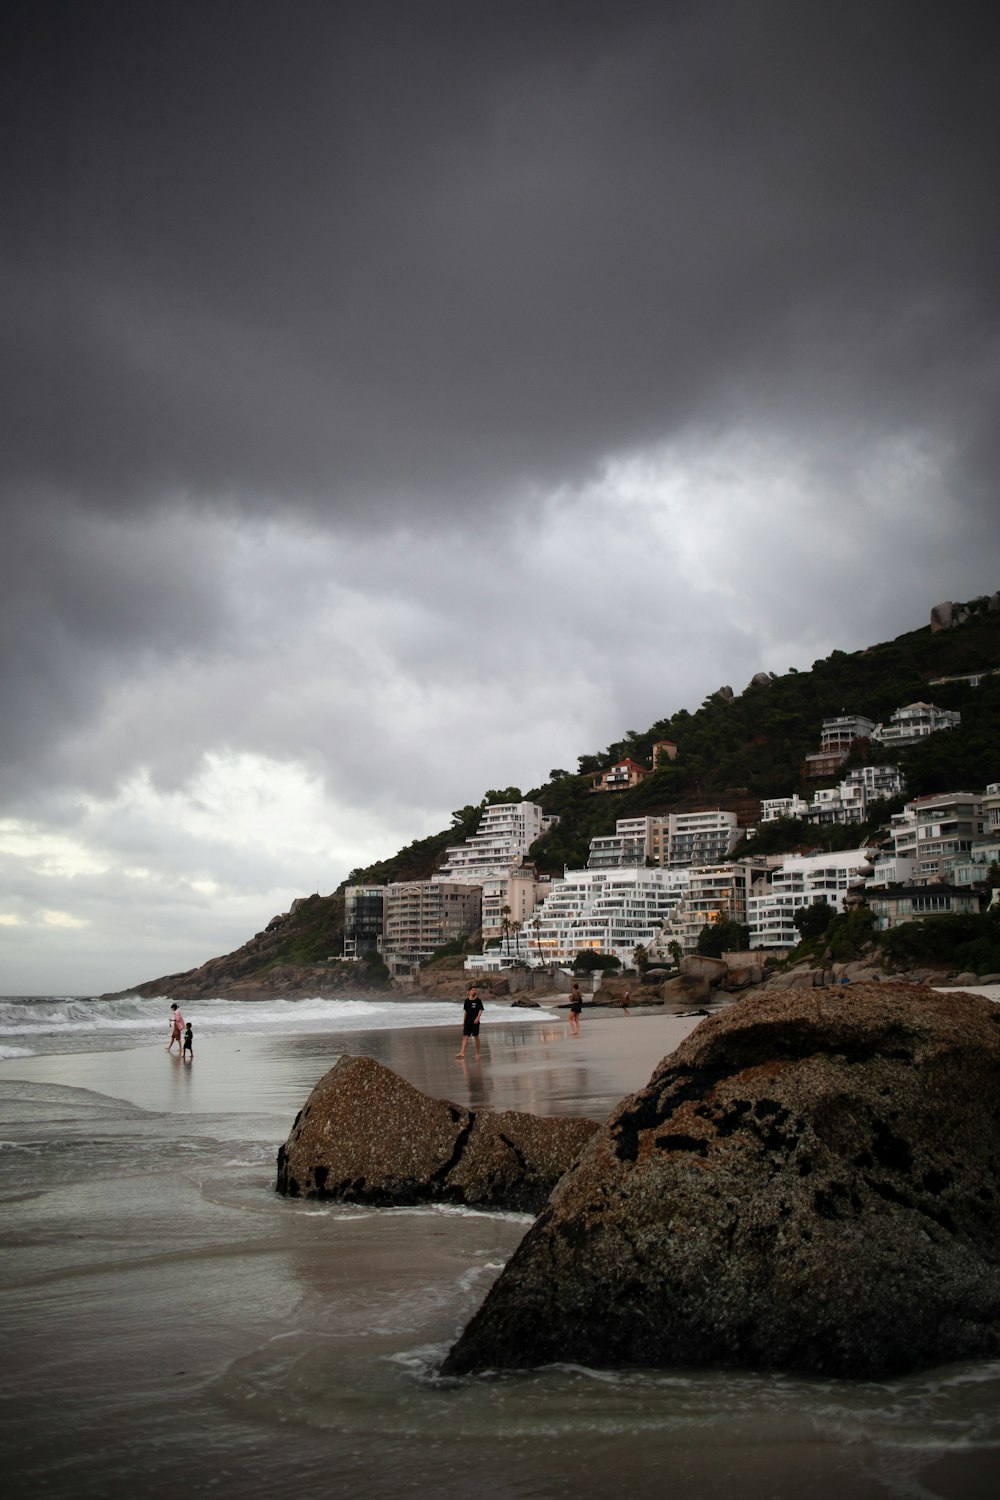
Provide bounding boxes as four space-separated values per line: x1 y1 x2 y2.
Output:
0 1002 704 1121
4 1001 1000 1499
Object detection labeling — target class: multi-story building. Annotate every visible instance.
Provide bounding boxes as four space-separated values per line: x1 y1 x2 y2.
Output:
820 714 876 754
867 885 981 931
872 791 986 885
845 763 906 803
342 885 386 959
381 881 482 978
983 782 1000 837
436 801 558 884
803 748 849 780
760 766 904 830
806 781 868 825
654 810 741 868
588 817 658 869
651 861 765 957
480 867 552 946
498 866 690 967
871 701 961 747
747 849 873 949
587 811 742 870
760 794 812 823
589 758 650 794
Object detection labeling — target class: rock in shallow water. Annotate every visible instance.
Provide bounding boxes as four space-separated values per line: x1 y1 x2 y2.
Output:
276 1055 598 1214
442 982 1000 1378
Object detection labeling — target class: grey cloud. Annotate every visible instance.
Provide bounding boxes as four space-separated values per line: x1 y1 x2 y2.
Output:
3 1 998 520
4 2 1000 990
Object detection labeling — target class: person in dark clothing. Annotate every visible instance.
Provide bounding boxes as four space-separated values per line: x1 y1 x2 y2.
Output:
568 982 583 1035
182 1022 194 1060
457 985 485 1059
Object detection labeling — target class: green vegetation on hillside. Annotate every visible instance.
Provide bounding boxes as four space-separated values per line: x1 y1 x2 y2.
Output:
523 602 999 872
273 598 999 969
791 902 1000 977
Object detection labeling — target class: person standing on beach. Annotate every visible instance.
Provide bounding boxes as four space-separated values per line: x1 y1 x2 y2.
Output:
622 989 631 1016
182 1021 194 1060
166 1003 184 1053
568 982 583 1035
457 985 485 1059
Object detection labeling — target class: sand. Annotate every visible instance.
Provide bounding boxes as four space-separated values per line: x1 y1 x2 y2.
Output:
0 1003 704 1122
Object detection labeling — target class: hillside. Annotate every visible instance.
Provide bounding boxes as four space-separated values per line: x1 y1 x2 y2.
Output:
113 593 1000 998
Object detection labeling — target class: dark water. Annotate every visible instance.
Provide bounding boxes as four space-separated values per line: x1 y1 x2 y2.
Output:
2 1014 999 1499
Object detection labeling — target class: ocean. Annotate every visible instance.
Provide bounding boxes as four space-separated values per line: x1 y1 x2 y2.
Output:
1 989 999 1499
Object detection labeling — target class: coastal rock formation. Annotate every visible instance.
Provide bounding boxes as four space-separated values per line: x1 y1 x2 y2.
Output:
680 954 728 985
659 973 713 1005
276 1056 598 1214
442 983 1000 1378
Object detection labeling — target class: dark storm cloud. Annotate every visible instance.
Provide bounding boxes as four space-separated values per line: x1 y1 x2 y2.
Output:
3 0 998 520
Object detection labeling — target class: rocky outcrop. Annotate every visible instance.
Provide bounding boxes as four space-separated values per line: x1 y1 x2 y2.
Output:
681 954 728 985
720 962 765 991
442 982 1000 1378
275 1056 598 1214
660 973 713 1005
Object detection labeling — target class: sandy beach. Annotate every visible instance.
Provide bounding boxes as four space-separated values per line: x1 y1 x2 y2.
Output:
0 1000 702 1119
3 998 1000 1500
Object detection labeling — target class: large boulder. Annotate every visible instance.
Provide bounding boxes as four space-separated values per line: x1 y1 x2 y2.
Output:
681 954 728 986
721 962 764 991
660 973 713 1005
442 983 1000 1378
276 1056 598 1214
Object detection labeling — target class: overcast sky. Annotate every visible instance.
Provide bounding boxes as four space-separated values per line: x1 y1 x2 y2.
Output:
3 1 998 994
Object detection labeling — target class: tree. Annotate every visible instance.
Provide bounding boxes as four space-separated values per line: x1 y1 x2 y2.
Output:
632 943 650 977
696 919 750 958
793 901 836 940
573 950 622 973
668 941 683 969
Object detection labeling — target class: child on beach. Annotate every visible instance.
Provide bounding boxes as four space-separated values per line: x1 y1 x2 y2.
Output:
182 1022 194 1060
166 1003 184 1053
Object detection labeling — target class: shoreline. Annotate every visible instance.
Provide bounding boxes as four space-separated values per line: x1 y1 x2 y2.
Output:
0 1005 703 1123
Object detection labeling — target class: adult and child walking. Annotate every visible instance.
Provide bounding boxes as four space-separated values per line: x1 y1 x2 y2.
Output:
166 1003 194 1059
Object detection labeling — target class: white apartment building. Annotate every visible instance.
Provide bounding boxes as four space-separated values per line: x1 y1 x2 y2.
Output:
820 714 875 754
498 866 690 967
760 794 812 823
871 701 961 747
651 861 762 957
653 810 742 868
759 766 904 830
588 817 657 869
480 867 552 946
871 791 986 886
748 849 873 949
846 763 906 803
436 801 558 884
943 837 1000 890
381 881 482 978
865 852 918 887
587 811 742 871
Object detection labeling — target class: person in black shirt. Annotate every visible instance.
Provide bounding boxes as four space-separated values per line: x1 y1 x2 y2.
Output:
457 985 485 1059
